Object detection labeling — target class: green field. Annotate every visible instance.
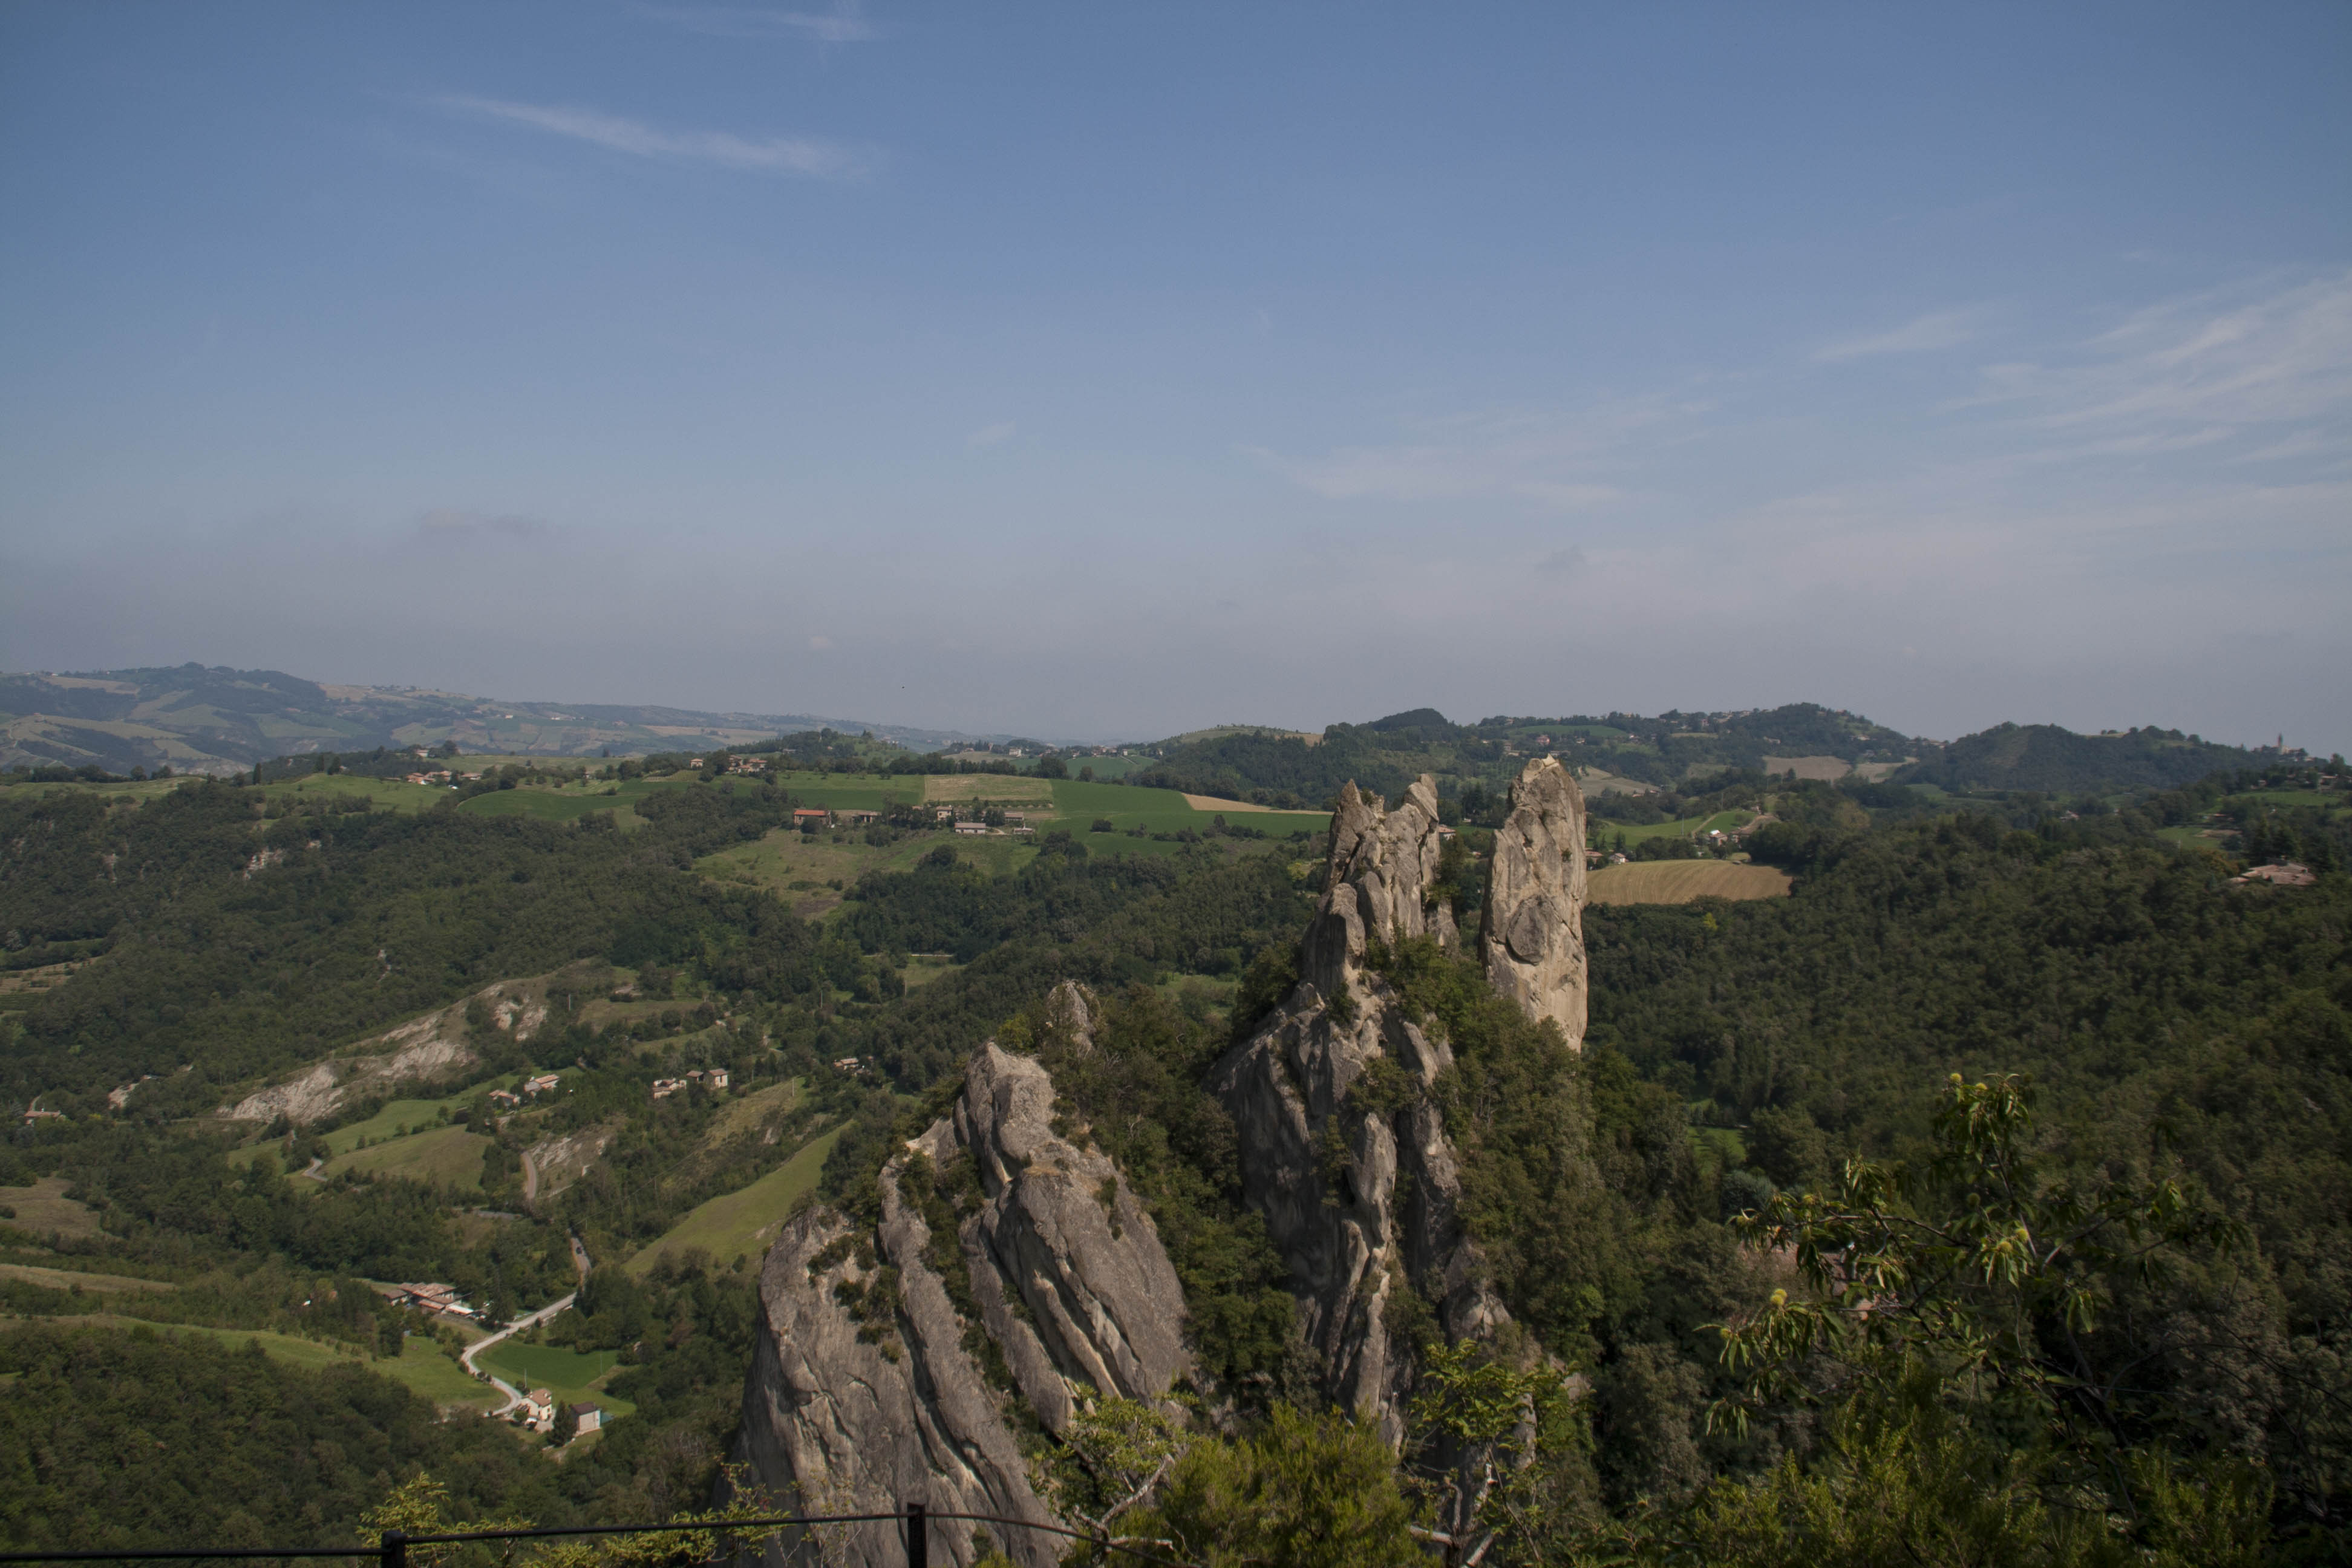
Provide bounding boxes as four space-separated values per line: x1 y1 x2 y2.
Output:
627 1124 845 1275
320 1085 511 1155
385 1332 509 1410
321 1125 490 1190
475 1340 632 1414
252 773 454 814
15 1317 503 1411
696 829 1036 916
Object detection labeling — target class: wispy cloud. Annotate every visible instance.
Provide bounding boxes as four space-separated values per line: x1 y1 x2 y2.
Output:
633 3 880 43
1815 307 1985 363
1253 398 1700 508
440 96 875 179
965 420 1017 449
1968 271 2352 441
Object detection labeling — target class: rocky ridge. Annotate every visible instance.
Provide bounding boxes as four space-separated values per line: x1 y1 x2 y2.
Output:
732 763 1590 1560
1210 760 1589 1440
733 999 1190 1568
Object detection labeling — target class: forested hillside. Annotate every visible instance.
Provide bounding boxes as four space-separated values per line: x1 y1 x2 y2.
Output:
1 748 2347 1561
1125 705 2305 808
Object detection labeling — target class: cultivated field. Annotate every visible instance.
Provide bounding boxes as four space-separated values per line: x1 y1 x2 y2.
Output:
475 1340 633 1416
922 774 1053 805
1587 861 1793 905
321 1125 489 1190
627 1123 845 1275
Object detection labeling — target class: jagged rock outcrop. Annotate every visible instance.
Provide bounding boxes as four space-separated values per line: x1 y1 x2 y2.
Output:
734 1034 1189 1568
1479 757 1590 1049
1212 774 1507 1445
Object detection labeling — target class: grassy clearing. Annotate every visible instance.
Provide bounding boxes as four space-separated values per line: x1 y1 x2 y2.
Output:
322 1125 490 1190
319 1090 500 1156
626 1124 845 1275
0 1262 175 1295
704 1079 802 1145
1050 779 1328 841
901 955 963 990
15 1316 500 1410
252 774 451 815
475 1341 632 1415
694 829 1036 916
1587 861 1793 905
389 1333 512 1409
0 1178 100 1239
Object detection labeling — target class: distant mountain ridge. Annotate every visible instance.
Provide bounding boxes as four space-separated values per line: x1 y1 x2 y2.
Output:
0 664 1001 776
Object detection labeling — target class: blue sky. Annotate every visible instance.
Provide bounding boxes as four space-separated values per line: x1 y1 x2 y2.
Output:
2 2 2347 748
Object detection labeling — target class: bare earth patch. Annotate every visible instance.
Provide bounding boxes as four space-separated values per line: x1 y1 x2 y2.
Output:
1181 794 1280 812
1588 861 1794 905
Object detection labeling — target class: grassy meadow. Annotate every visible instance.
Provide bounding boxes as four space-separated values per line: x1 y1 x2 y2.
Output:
475 1340 633 1416
322 1125 491 1191
626 1123 845 1275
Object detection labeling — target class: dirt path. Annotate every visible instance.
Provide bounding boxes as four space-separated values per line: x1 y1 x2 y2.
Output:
520 1148 538 1206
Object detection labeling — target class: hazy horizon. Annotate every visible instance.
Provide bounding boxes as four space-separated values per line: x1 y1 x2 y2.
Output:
4 4 2347 754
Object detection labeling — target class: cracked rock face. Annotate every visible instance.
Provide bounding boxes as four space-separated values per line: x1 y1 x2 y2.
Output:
1212 774 1507 1444
734 1036 1189 1568
1479 757 1590 1050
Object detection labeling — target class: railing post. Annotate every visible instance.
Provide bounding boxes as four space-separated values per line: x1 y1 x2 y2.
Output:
381 1530 408 1568
904 1501 926 1568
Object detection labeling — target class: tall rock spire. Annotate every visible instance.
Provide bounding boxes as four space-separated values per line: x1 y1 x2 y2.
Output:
1479 757 1590 1049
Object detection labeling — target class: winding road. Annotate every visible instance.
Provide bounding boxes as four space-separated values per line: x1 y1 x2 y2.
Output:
459 1292 577 1416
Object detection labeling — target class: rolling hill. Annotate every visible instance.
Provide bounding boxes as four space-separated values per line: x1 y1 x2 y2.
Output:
0 665 1001 776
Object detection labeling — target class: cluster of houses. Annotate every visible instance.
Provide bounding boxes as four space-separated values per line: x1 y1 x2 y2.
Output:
402 770 481 786
832 1055 867 1076
486 1073 561 1109
649 1067 730 1100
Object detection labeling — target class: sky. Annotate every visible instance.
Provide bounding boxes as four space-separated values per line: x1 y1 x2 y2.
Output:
2 3 2347 750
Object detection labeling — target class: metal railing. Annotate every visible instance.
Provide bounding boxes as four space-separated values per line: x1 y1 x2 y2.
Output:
0 1504 1199 1568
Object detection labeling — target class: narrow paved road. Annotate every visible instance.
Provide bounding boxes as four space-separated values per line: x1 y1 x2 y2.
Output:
460 1290 577 1416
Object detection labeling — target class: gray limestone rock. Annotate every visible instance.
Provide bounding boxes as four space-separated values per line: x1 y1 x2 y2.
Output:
1212 773 1508 1445
1479 757 1590 1048
734 1043 1189 1568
